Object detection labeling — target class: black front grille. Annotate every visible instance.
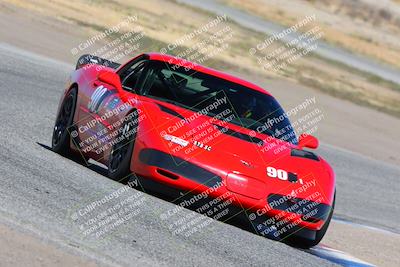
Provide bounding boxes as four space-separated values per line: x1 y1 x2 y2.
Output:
139 149 222 187
267 194 331 222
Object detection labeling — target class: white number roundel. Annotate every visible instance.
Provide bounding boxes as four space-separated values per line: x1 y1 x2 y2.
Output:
88 85 108 112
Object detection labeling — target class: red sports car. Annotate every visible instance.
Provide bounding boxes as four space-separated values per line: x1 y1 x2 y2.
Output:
52 53 335 247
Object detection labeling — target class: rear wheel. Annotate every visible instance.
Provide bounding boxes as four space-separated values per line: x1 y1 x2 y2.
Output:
52 88 77 156
107 112 138 182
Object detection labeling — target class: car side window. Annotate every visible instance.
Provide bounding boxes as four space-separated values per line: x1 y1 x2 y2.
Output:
119 60 147 93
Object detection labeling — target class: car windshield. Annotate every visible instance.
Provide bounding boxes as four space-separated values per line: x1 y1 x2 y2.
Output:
140 60 297 144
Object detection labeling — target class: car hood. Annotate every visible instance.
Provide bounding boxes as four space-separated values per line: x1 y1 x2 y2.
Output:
144 99 330 183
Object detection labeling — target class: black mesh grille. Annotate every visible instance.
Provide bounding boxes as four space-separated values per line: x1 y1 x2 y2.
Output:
139 149 222 187
267 194 330 222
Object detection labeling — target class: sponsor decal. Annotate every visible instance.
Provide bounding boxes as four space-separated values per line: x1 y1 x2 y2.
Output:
193 140 211 151
163 134 189 147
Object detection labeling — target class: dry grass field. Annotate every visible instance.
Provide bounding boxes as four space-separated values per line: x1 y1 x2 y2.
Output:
221 0 400 69
3 0 400 117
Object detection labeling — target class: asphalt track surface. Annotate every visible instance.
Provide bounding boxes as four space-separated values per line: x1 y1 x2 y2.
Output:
0 43 398 266
178 0 400 85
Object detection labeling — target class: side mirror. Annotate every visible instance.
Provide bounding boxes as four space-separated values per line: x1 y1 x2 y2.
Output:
298 133 319 149
97 69 122 92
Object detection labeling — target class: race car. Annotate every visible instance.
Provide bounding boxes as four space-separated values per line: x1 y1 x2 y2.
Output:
52 52 335 247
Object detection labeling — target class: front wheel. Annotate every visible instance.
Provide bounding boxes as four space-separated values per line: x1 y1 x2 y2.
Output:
107 112 138 182
52 88 77 156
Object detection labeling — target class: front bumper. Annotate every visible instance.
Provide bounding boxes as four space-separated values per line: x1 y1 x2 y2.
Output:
135 148 332 232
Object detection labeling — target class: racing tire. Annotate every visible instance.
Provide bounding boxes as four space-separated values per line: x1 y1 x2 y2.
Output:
286 192 335 248
52 87 77 156
107 111 138 182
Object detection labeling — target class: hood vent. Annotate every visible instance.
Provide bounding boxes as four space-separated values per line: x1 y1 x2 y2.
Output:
213 124 263 146
291 149 319 161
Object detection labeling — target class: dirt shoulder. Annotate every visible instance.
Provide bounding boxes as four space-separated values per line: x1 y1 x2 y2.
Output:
0 222 101 267
323 220 400 267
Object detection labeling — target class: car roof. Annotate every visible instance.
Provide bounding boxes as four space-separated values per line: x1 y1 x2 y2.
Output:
143 53 271 96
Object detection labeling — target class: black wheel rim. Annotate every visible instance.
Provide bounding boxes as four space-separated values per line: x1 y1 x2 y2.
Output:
109 122 133 173
53 94 74 146
109 140 130 173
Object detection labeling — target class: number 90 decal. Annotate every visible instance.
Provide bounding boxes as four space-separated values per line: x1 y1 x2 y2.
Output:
267 167 288 180
266 166 303 184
